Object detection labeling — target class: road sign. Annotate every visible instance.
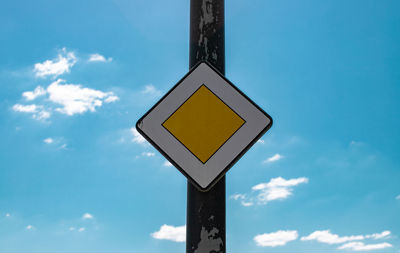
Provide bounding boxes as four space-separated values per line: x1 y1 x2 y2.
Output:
136 61 272 191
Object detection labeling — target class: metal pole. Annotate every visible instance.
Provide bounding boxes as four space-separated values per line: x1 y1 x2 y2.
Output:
187 1 225 253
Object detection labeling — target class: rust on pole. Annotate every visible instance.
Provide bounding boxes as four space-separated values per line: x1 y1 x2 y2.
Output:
187 0 226 252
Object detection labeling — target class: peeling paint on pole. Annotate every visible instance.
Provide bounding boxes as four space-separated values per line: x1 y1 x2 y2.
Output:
188 1 226 252
194 227 224 253
190 0 225 73
198 0 217 61
187 180 226 253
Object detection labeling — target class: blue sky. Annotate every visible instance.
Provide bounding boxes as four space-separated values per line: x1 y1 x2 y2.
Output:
0 0 399 252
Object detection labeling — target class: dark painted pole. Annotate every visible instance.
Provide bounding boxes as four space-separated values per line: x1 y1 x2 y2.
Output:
187 1 225 253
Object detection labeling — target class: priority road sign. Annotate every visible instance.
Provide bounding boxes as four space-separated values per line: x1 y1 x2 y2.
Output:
136 61 272 191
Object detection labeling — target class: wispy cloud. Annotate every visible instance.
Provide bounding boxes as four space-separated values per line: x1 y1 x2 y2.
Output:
142 84 162 97
12 104 51 120
254 230 298 247
301 230 392 250
338 242 392 251
22 86 46 100
131 128 148 145
301 230 364 244
88 53 112 62
25 225 35 230
142 152 155 157
104 95 119 103
231 177 308 206
163 160 173 167
59 143 68 150
231 194 246 201
151 224 186 242
263 153 283 163
252 177 308 204
257 139 265 144
68 213 97 232
230 194 253 206
365 231 391 240
396 195 400 200
350 140 364 146
255 229 392 250
13 104 38 113
43 138 54 144
34 48 76 78
240 201 254 207
82 213 94 220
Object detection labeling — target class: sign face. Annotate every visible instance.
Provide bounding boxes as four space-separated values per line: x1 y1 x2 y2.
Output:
136 61 272 191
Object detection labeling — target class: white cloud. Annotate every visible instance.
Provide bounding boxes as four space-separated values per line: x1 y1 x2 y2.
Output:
22 86 46 100
252 177 308 204
301 230 365 244
47 79 118 116
338 242 392 251
254 230 298 247
163 160 173 167
5 213 10 217
33 110 51 120
88 53 112 62
131 128 147 145
104 95 119 103
69 227 76 231
43 138 54 144
142 152 155 157
78 227 85 232
34 48 76 78
14 80 118 120
264 153 283 163
302 230 393 249
142 84 162 97
15 49 119 121
257 139 265 144
241 201 254 207
231 177 308 206
13 104 38 113
230 194 253 206
254 177 309 189
26 225 34 230
366 231 391 240
12 104 51 120
396 195 400 200
151 224 186 242
82 213 94 220
231 194 246 201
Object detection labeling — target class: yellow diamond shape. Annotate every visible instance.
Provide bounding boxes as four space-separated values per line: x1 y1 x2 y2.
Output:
162 85 245 163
